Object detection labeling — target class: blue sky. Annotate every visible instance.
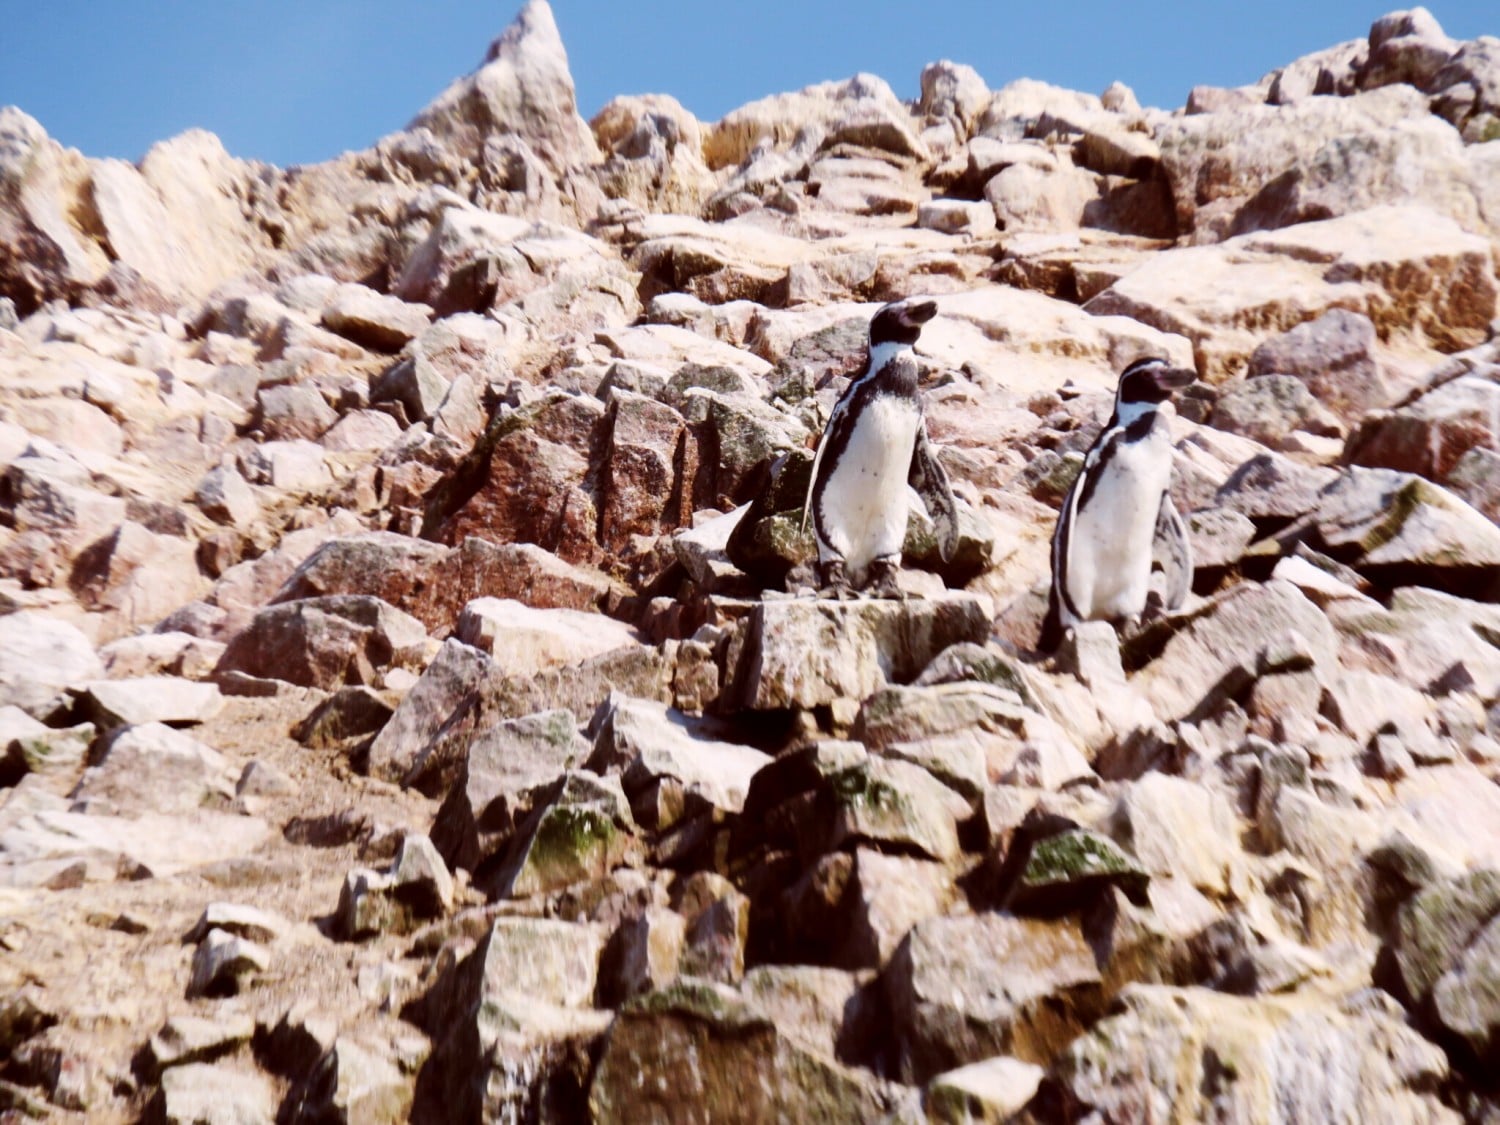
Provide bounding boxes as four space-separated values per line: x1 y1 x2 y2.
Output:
1 1 1493 167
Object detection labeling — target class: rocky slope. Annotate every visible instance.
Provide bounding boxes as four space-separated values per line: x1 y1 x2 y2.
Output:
2 2 1500 1120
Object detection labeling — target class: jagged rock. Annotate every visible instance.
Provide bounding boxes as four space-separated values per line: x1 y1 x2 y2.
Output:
735 593 991 710
414 916 608 1123
70 520 209 640
0 706 91 780
1130 579 1337 723
422 539 614 624
237 439 332 492
1110 773 1240 896
337 833 453 939
1087 205 1497 381
676 876 750 984
1210 374 1344 448
215 596 427 690
322 409 403 453
0 800 270 886
588 695 770 817
1052 985 1455 1123
704 72 916 168
294 685 395 749
431 708 589 870
1347 373 1500 482
599 907 686 1006
97 632 223 680
366 637 491 785
194 465 260 527
256 383 338 442
1359 8 1458 92
740 964 870 1061
489 771 639 899
0 611 104 717
1246 307 1389 424
424 392 601 565
1233 117 1483 237
1154 84 1432 237
885 912 1103 1082
979 78 1105 141
321 283 431 352
996 826 1150 916
917 198 997 237
1432 911 1500 1062
588 979 914 1123
71 722 234 816
985 161 1101 233
274 533 447 614
406 0 601 178
837 848 957 969
855 680 1090 796
1213 452 1340 524
188 928 269 997
1389 869 1500 1011
286 1037 412 1125
1270 467 1500 596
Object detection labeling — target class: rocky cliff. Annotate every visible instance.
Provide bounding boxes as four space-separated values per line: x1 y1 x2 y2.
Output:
2 3 1500 1120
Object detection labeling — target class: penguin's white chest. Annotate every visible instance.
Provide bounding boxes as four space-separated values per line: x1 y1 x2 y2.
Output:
1067 432 1172 621
818 395 921 577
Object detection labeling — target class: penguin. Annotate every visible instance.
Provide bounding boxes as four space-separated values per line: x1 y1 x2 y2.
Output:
800 297 959 599
1041 356 1197 651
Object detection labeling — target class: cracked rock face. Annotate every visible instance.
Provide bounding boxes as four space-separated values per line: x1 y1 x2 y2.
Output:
3 1 1500 1120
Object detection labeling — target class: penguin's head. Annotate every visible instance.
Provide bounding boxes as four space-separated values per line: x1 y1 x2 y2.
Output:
870 298 938 348
1117 357 1196 405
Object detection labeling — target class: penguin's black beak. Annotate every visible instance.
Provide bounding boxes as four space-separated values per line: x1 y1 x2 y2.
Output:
902 299 939 327
1153 366 1197 394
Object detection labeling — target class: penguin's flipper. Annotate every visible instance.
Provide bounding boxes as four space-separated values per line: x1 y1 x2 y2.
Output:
909 422 959 562
1151 491 1193 611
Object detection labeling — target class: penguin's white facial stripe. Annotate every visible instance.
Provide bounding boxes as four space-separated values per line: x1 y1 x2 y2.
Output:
867 341 912 378
1111 399 1156 431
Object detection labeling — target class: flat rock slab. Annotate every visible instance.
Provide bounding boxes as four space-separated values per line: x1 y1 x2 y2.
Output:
81 676 223 728
0 805 270 887
738 593 993 710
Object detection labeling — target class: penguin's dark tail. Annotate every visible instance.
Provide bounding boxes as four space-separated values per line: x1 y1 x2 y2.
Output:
1038 587 1064 654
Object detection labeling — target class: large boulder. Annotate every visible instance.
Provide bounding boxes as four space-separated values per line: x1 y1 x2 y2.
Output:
734 594 992 711
1053 985 1455 1122
589 980 914 1122
215 595 428 690
0 611 103 718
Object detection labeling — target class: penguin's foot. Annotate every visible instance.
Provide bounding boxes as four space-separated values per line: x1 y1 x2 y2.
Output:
1140 592 1167 624
817 560 854 600
869 557 906 600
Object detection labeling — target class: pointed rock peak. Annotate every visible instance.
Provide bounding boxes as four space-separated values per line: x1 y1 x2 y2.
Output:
407 0 599 175
483 0 563 66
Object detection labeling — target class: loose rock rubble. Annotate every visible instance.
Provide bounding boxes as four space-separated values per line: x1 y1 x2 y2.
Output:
2 2 1500 1120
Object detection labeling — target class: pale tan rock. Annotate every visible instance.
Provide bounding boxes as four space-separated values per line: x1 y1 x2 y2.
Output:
1087 205 1495 380
405 0 600 176
1057 986 1455 1123
705 73 909 169
919 61 991 133
985 161 1101 232
455 597 639 673
1155 84 1431 237
0 108 110 310
978 78 1106 141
